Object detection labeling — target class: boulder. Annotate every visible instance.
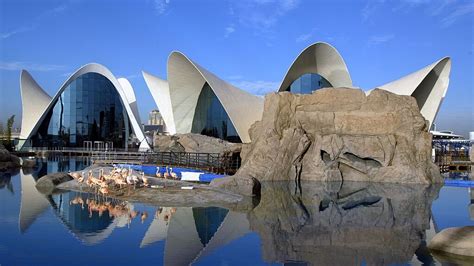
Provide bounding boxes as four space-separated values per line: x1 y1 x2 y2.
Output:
35 172 73 194
216 88 442 194
428 226 474 258
210 175 260 197
154 133 241 155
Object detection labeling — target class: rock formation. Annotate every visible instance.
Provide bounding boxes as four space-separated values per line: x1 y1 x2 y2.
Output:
0 143 20 171
247 181 441 265
154 133 241 155
213 88 442 195
428 226 474 258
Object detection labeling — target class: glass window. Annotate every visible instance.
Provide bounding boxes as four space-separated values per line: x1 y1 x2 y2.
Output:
286 73 332 94
30 73 131 148
191 83 241 143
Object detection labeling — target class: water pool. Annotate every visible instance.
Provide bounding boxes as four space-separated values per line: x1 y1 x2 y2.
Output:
0 157 472 265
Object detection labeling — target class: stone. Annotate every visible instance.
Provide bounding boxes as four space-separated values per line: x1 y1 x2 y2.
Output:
35 172 73 194
215 88 442 195
428 226 474 257
154 133 241 155
210 175 260 197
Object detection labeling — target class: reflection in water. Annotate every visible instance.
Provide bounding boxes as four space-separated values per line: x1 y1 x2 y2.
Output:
19 169 50 233
0 173 14 194
247 181 442 265
15 156 468 265
164 208 250 265
49 192 135 245
17 157 250 264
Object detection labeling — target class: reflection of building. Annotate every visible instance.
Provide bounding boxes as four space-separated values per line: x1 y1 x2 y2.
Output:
19 63 149 151
19 169 50 233
470 188 473 220
144 42 451 143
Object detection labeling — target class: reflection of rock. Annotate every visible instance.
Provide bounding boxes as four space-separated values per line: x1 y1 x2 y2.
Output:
154 133 241 154
247 181 441 265
20 158 36 168
214 89 442 195
428 226 474 258
0 143 20 171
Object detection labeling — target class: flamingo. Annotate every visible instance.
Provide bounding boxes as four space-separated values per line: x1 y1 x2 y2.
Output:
163 166 170 179
114 177 127 189
141 172 149 187
99 187 109 196
170 168 178 180
156 167 162 178
141 211 148 224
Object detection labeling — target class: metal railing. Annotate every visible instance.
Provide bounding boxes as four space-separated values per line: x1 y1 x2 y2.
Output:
28 147 242 175
145 151 241 174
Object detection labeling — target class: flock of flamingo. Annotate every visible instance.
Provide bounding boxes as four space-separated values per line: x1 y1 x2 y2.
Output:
69 166 180 196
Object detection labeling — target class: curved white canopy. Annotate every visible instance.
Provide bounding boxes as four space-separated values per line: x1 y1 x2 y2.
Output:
142 71 176 134
278 42 353 91
19 70 52 140
167 51 264 143
377 57 451 128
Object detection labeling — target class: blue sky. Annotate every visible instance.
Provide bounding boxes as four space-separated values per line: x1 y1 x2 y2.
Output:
0 0 473 136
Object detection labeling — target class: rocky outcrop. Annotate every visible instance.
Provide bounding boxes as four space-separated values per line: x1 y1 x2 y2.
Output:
247 181 441 265
428 226 474 258
0 143 20 171
214 88 442 195
36 172 73 194
154 133 241 155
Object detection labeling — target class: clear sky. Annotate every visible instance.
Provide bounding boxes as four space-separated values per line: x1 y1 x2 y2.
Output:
0 0 473 136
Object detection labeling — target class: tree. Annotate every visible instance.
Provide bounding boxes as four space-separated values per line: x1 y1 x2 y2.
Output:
4 115 15 151
7 115 15 142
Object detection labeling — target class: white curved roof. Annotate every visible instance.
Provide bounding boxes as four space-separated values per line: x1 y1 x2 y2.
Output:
167 51 264 143
142 71 176 134
377 57 451 128
118 77 142 126
278 42 352 91
20 63 150 150
19 70 52 140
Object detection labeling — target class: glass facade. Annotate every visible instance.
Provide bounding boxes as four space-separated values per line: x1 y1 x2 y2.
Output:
31 73 130 148
286 73 332 94
191 83 241 143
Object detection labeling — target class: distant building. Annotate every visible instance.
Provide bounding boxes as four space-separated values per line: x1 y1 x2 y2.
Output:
149 110 165 126
146 109 166 134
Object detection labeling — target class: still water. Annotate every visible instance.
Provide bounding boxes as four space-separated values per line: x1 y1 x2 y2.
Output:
0 157 472 265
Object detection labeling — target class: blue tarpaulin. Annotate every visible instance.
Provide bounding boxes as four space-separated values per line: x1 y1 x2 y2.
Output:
113 164 225 183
